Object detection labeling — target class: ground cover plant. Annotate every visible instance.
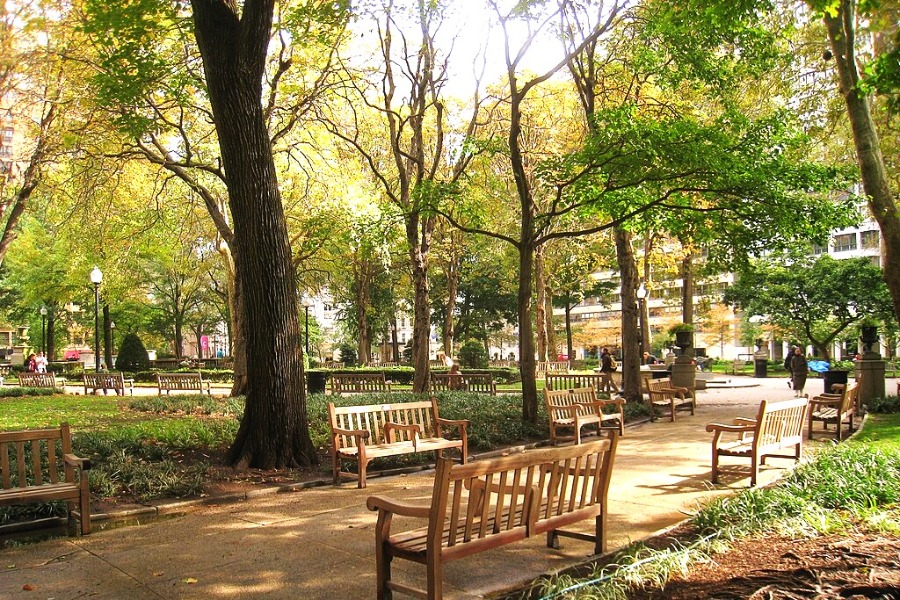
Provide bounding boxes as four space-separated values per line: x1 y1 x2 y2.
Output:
515 398 900 599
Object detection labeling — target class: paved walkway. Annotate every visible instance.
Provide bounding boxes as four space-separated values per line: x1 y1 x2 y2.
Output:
1 376 892 599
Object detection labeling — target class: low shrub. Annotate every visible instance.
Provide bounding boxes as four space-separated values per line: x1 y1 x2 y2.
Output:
0 387 55 398
867 394 900 414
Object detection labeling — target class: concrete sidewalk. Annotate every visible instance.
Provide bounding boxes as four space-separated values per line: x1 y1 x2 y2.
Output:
1 377 887 599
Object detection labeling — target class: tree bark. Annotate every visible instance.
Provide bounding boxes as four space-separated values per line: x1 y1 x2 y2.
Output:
822 1 900 325
191 0 315 468
615 227 642 403
408 214 433 392
535 245 548 362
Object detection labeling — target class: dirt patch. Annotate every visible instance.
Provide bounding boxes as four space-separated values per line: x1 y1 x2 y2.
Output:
627 530 900 599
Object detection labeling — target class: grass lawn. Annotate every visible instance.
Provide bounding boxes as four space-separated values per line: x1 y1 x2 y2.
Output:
0 395 124 430
851 413 900 451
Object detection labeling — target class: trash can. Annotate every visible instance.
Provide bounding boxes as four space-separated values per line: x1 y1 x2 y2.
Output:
754 359 768 378
306 370 327 395
822 369 849 394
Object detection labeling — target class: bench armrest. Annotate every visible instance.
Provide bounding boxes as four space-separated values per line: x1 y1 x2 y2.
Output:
384 422 420 443
366 494 431 519
706 422 756 434
809 397 841 409
64 453 92 471
331 427 371 442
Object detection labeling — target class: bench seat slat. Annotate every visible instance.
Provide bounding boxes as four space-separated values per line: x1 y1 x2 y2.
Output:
0 482 81 505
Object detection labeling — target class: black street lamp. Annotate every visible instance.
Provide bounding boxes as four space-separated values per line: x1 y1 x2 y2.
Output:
90 266 103 372
39 306 47 354
636 282 648 356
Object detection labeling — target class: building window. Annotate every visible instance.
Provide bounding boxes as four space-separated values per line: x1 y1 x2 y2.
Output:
861 230 880 249
1 128 12 143
832 233 857 252
812 243 827 255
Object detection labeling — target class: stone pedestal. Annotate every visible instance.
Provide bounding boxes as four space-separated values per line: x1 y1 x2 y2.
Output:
670 360 696 391
857 357 885 409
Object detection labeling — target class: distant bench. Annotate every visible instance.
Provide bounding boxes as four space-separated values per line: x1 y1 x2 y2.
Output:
536 361 568 378
328 398 468 488
544 386 625 445
545 373 608 392
430 372 497 395
330 372 393 396
18 372 65 390
644 377 695 422
367 435 618 599
83 372 135 396
156 372 212 395
0 422 92 535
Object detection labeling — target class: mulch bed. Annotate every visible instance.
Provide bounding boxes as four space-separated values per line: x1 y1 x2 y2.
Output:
627 530 900 599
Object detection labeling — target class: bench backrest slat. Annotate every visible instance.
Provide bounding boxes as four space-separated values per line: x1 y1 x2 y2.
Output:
754 398 808 452
432 437 616 550
0 426 69 490
329 400 439 448
17 372 59 388
545 374 606 391
331 373 391 395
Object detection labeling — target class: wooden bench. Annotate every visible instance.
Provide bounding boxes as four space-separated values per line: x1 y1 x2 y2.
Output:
156 372 212 395
808 381 858 441
729 359 750 375
644 377 696 421
707 397 808 486
330 372 393 396
0 423 91 535
430 373 497 395
328 398 468 488
367 435 618 600
545 386 625 445
535 361 568 378
545 373 607 392
83 372 135 396
17 371 65 390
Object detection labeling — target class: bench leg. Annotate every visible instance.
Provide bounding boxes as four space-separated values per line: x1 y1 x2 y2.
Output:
711 449 719 484
426 552 443 600
374 513 393 600
546 530 560 550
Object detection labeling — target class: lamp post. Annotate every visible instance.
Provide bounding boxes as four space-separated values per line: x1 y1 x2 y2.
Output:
39 306 47 354
90 266 103 372
110 321 116 355
636 282 648 357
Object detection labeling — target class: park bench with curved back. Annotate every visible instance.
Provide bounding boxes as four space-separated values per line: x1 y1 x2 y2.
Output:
707 397 808 487
430 372 497 395
18 371 65 390
0 422 91 535
643 377 695 421
328 398 468 488
545 373 607 392
156 372 211 395
544 386 625 444
84 372 135 396
366 434 618 600
808 381 858 441
330 372 393 395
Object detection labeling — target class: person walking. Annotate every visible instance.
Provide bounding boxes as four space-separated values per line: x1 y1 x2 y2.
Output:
599 347 620 394
789 346 808 397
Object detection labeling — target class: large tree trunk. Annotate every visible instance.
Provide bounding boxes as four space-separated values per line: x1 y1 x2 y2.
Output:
518 241 538 423
535 245 548 362
442 231 461 356
615 227 642 403
823 2 900 325
408 215 433 392
191 0 315 468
